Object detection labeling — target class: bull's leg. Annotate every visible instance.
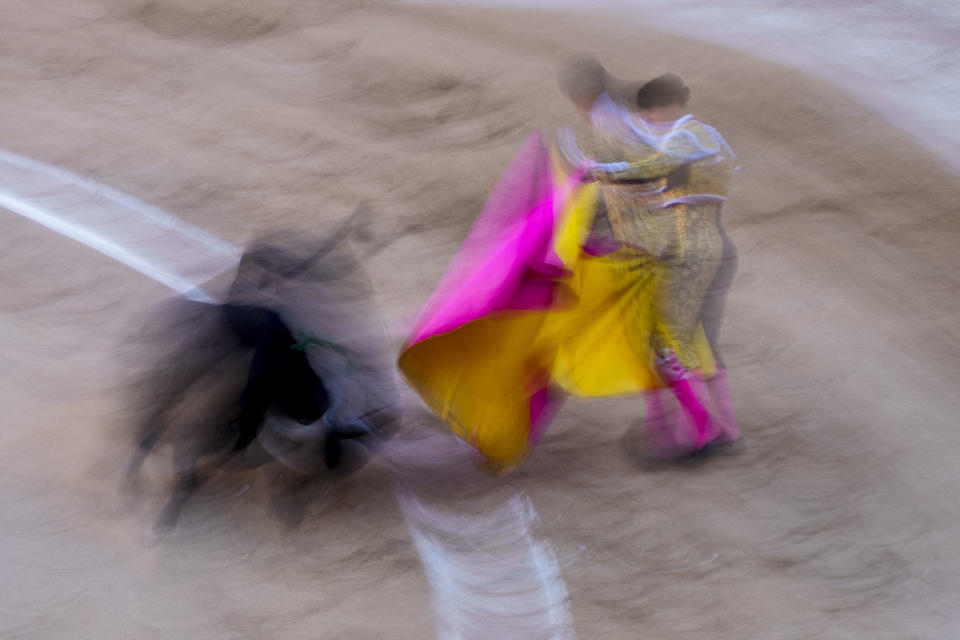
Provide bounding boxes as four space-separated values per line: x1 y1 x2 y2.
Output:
127 341 220 479
151 417 232 534
126 415 167 479
121 412 174 509
324 428 344 470
266 468 322 530
152 469 202 533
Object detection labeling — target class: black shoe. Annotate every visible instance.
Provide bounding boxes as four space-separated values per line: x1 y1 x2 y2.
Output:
691 437 746 461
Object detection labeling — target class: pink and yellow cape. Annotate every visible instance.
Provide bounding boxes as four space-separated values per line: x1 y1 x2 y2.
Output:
398 131 716 471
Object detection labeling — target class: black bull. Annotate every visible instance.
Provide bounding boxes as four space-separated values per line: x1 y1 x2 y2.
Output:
123 232 400 532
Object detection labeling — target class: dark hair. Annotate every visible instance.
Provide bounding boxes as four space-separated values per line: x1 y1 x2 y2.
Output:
558 55 608 110
636 73 690 109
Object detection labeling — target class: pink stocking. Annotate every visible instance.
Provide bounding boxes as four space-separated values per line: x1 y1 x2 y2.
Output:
656 352 720 450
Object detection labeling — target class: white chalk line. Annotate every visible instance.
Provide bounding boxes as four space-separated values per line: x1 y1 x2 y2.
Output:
0 149 240 302
0 149 239 257
397 483 577 640
0 189 218 302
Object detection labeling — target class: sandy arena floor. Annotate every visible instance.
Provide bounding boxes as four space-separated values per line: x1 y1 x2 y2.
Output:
2 1 959 638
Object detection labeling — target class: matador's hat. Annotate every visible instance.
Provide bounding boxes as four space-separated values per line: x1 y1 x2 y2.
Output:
635 73 690 108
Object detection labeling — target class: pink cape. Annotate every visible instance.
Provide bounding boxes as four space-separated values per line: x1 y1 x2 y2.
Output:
407 131 569 346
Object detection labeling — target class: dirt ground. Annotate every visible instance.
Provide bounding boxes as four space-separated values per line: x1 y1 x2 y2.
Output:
2 1 960 638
